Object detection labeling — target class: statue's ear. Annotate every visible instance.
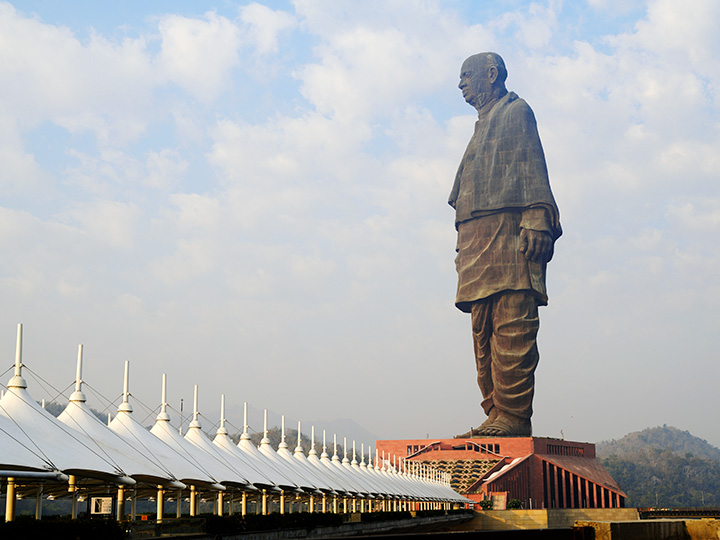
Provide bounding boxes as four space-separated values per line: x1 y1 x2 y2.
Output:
488 66 498 84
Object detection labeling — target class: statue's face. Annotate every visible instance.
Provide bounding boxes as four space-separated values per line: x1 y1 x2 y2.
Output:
459 57 493 109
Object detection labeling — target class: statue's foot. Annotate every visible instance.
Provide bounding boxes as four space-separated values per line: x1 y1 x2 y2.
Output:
476 413 531 437
455 410 498 438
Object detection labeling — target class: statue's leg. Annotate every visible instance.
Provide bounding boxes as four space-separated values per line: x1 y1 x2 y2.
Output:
471 298 496 425
480 291 539 436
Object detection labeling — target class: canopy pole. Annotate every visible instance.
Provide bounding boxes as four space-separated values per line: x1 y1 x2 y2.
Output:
5 478 16 522
35 483 43 520
14 324 22 375
75 344 83 391
119 361 132 413
156 486 164 523
189 385 200 429
243 402 248 434
9 324 27 389
117 485 125 521
70 345 87 402
70 475 78 519
220 395 226 429
190 485 197 517
131 488 137 520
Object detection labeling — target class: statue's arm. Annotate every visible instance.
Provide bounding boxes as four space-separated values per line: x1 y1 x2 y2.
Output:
519 207 555 262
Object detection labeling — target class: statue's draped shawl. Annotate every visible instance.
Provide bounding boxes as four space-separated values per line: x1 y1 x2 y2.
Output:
449 92 562 239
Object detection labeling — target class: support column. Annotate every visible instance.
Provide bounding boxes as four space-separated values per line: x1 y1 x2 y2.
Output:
332 495 338 514
156 486 164 523
241 492 247 516
262 489 267 515
35 484 43 521
343 496 347 513
190 485 197 517
69 475 78 519
117 486 125 521
309 494 315 513
279 490 285 514
322 494 327 513
131 489 137 520
229 492 234 516
176 493 181 518
5 478 16 522
217 491 224 517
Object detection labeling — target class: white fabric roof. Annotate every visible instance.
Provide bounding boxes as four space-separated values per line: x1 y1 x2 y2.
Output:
109 408 217 489
58 399 183 488
0 384 128 483
0 325 468 504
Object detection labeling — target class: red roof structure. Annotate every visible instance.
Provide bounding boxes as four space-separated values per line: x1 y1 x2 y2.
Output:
376 437 626 510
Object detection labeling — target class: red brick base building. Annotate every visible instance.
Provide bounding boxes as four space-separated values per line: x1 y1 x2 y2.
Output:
376 437 626 510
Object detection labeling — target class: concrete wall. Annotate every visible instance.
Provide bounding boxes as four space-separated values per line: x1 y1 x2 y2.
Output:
451 510 547 531
548 508 640 528
452 508 640 531
575 518 720 540
686 519 720 540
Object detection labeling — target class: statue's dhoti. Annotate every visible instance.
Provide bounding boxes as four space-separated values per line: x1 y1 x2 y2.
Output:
471 291 539 420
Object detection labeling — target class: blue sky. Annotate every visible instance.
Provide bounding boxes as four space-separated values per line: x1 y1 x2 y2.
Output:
1 0 719 448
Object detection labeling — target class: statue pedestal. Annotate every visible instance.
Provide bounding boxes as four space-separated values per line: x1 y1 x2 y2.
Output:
376 436 625 509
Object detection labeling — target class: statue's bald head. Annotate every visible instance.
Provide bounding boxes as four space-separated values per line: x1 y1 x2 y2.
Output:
459 52 508 111
462 52 507 86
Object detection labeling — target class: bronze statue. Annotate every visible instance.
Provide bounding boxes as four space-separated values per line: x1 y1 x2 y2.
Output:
449 53 561 437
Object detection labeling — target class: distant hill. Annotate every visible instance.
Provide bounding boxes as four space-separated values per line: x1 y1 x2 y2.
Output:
598 426 720 507
38 400 108 423
597 425 720 462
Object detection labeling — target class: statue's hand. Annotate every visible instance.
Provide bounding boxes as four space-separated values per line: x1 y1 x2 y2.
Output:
520 229 553 262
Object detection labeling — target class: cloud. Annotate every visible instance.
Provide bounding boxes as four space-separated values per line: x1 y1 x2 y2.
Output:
156 11 242 103
666 200 720 230
492 0 560 50
62 199 141 249
0 116 51 195
294 1 492 121
0 4 154 136
239 2 296 55
144 149 188 190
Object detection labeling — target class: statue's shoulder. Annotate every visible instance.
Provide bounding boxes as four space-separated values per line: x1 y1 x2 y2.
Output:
503 92 537 125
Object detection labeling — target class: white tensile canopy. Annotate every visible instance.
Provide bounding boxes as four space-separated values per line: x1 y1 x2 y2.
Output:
108 363 220 490
179 385 256 490
0 324 470 521
0 327 131 485
57 346 185 490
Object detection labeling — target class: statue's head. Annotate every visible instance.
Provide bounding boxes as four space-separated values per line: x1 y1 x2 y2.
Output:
459 52 508 110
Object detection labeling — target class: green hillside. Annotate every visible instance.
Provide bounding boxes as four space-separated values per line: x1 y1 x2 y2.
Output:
598 426 720 507
597 425 720 462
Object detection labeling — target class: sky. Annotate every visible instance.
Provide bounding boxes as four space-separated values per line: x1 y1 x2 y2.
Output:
1 0 719 448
